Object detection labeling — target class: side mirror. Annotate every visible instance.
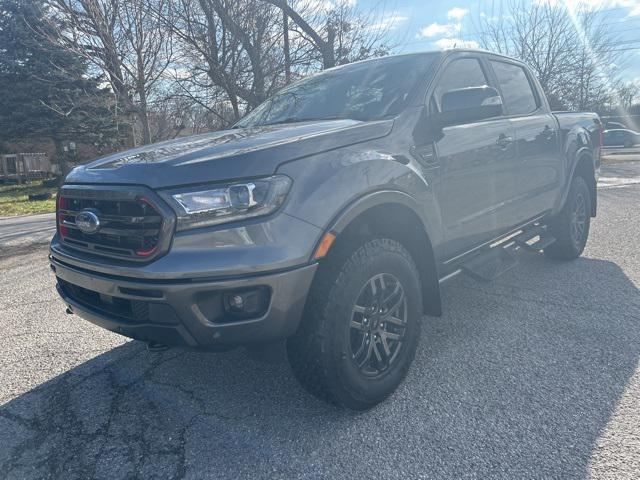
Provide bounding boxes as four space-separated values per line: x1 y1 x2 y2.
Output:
435 86 503 128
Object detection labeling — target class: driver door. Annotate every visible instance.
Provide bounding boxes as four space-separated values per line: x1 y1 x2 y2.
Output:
431 56 516 256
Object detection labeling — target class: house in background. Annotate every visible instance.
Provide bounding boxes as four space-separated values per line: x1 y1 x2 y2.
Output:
0 153 58 182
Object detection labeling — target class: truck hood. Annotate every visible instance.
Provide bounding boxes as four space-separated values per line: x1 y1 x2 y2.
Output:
65 119 393 189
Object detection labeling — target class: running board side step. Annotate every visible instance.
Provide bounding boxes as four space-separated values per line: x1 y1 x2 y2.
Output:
513 225 556 252
448 222 555 283
461 246 518 282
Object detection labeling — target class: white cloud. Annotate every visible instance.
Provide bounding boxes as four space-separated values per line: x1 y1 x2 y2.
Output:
416 8 477 48
417 22 462 38
366 13 409 32
434 38 480 49
447 7 470 20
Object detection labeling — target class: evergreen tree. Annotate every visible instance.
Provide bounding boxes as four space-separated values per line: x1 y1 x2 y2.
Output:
0 0 118 173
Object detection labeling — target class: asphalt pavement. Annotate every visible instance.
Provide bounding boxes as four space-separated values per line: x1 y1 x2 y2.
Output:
1 163 639 479
0 213 55 255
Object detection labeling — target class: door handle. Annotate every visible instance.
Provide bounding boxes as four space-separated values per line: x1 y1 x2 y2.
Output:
496 136 513 149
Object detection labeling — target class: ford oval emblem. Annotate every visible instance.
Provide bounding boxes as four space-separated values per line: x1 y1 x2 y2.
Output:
75 210 101 234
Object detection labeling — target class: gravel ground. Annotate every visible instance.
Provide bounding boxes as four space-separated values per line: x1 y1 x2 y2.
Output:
1 165 639 479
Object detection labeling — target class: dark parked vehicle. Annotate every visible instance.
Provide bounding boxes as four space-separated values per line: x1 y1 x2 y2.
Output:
603 128 640 148
51 50 602 409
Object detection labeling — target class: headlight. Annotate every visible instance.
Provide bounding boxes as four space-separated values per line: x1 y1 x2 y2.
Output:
163 175 292 231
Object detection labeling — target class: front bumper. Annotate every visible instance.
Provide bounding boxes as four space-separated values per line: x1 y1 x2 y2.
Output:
51 255 317 349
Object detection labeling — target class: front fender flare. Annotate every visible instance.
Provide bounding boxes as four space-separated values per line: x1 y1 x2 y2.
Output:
320 190 442 316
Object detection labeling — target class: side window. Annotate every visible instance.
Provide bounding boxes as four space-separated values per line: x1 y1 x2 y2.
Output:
432 58 489 111
491 61 538 115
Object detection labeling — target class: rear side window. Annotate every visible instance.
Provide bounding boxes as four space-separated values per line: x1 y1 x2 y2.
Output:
491 61 538 115
432 58 489 111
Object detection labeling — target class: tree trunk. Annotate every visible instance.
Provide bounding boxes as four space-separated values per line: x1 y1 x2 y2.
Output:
53 136 67 186
229 91 240 122
130 113 138 148
322 22 336 69
136 45 152 145
265 0 335 69
137 87 152 145
283 4 291 84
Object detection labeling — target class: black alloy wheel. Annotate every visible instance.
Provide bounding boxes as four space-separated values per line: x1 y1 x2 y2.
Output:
349 273 407 376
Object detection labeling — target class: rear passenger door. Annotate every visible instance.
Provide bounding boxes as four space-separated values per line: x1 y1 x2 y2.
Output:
489 60 562 224
431 55 517 256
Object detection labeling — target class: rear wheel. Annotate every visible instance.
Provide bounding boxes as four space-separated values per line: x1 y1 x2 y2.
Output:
544 175 591 260
287 238 422 410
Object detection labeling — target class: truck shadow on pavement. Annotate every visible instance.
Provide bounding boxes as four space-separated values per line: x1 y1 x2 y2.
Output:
1 253 639 479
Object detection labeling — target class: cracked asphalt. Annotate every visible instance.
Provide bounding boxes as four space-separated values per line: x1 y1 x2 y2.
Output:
1 163 640 479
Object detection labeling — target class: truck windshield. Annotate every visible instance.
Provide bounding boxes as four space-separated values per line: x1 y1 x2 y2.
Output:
235 54 437 128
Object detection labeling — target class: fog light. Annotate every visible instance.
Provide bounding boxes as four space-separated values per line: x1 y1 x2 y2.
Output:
223 287 270 319
229 294 244 311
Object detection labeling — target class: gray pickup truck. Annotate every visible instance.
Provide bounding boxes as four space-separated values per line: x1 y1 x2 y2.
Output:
51 49 601 409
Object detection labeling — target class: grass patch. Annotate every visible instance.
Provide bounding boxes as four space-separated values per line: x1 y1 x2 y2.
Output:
0 180 57 217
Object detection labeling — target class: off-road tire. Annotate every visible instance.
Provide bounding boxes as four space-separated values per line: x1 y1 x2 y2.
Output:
544 175 591 260
287 238 422 410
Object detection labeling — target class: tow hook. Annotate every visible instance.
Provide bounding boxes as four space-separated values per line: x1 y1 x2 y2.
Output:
65 307 73 315
147 341 170 352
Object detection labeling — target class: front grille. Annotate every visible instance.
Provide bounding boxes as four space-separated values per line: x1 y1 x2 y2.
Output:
57 189 166 260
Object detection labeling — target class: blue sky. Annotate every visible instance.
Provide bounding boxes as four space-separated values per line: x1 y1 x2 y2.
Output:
356 0 640 82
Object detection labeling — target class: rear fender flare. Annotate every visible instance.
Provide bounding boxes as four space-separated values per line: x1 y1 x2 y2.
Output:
561 149 597 217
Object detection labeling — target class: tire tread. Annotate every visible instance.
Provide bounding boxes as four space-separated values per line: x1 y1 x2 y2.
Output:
287 238 421 409
544 175 591 260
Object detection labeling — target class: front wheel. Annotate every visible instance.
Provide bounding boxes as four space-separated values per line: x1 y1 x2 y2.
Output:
544 175 591 260
287 238 422 410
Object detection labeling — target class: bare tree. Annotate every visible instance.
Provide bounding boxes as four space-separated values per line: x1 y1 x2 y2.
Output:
564 10 625 111
616 82 639 112
475 1 626 110
116 0 174 143
37 0 394 141
265 0 337 68
43 0 173 145
157 0 392 125
158 0 284 123
265 0 390 69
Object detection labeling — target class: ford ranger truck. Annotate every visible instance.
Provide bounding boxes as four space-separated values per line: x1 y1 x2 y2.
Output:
51 50 601 409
